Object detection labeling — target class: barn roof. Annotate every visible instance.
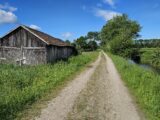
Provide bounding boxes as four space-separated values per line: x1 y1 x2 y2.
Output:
1 25 71 47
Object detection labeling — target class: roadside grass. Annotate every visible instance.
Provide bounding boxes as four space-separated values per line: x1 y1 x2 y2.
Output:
0 52 98 120
110 54 160 120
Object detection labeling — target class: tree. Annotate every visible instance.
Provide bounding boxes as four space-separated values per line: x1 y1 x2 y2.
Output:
74 36 88 51
88 41 98 51
87 32 100 41
100 14 141 56
86 31 99 51
65 40 71 45
74 31 100 52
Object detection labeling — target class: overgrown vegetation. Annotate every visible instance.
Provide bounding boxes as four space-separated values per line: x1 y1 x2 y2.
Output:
151 49 160 68
110 54 160 120
100 14 141 57
140 48 160 69
0 52 98 120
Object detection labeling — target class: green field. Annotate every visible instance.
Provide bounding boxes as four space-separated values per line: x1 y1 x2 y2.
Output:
110 54 160 120
140 48 160 69
0 52 98 120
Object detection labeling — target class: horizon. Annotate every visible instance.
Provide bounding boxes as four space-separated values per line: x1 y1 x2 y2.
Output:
0 0 160 41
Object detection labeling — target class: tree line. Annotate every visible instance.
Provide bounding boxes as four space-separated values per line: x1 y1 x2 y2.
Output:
66 14 159 62
69 14 141 57
65 32 100 52
134 39 160 48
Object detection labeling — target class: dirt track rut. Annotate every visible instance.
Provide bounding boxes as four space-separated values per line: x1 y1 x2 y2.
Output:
35 52 145 120
35 54 101 120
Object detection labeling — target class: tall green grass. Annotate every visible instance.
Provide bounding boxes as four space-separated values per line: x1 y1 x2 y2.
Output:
140 48 160 69
110 54 160 120
140 48 156 64
0 52 98 120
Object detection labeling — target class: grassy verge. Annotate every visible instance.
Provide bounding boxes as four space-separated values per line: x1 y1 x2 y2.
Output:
0 52 98 120
110 54 160 120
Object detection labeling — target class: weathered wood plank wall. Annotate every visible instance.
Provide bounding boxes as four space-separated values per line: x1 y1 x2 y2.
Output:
23 47 46 65
1 28 46 47
46 46 75 63
0 47 21 64
0 47 46 65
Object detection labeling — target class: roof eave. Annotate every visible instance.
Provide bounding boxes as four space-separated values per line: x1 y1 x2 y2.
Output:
0 25 22 39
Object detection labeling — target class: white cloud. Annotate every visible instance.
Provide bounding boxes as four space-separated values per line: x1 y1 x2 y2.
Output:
103 0 115 7
29 25 41 30
0 9 17 24
0 3 17 24
0 3 17 12
95 9 121 21
62 32 73 40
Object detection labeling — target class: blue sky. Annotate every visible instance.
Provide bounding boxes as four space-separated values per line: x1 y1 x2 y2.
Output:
0 0 160 41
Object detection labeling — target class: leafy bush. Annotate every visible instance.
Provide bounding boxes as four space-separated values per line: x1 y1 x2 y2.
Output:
151 49 160 68
140 48 160 69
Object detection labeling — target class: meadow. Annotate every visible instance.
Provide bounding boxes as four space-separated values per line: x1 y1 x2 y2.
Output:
110 54 160 120
0 52 98 120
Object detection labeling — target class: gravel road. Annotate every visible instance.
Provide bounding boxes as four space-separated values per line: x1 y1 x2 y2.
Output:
35 52 145 120
35 53 101 120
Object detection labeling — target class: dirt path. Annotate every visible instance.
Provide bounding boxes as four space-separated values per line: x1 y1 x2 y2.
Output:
35 54 101 120
35 52 145 120
67 52 145 120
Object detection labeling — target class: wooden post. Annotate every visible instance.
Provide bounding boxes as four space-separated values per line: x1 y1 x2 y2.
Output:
20 46 23 66
0 47 6 64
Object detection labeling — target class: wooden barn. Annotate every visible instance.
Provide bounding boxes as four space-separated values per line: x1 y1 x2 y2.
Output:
0 25 77 65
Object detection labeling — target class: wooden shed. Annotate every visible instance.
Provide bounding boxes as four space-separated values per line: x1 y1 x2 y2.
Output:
0 25 77 65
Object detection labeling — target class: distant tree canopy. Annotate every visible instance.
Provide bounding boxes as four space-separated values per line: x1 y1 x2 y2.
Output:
74 31 100 51
100 14 141 56
87 32 101 41
65 40 71 45
133 39 160 48
75 36 88 50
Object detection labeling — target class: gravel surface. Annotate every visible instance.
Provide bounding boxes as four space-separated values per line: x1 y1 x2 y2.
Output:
34 54 101 120
35 52 145 120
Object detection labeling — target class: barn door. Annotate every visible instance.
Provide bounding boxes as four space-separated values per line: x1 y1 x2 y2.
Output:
16 46 26 66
